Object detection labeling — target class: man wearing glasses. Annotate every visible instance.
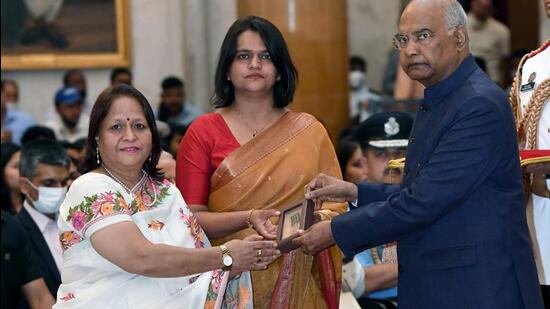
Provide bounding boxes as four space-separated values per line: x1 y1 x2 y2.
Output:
295 0 544 308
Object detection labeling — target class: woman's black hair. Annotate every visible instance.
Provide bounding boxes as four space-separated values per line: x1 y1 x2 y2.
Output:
1 143 20 213
212 16 298 108
336 139 361 178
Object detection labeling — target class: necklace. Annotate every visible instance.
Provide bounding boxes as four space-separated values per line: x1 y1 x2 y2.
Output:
102 163 134 193
235 109 276 137
101 164 158 207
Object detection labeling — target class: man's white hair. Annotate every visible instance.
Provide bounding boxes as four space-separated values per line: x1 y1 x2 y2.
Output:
444 0 468 29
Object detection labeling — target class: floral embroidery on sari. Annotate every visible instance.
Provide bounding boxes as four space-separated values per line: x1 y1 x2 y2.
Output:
147 219 165 230
221 273 253 309
179 208 206 248
66 191 130 232
130 177 170 212
204 270 224 309
60 231 84 251
64 179 171 246
59 293 76 302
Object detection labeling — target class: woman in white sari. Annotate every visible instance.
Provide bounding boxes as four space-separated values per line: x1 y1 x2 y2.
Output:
54 84 279 308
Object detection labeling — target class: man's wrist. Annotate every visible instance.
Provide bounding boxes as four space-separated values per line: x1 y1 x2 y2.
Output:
349 183 358 202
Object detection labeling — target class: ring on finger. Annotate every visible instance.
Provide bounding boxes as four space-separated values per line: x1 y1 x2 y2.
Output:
257 249 262 257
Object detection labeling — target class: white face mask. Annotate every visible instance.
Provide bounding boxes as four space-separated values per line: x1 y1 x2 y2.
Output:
349 71 366 90
26 180 67 214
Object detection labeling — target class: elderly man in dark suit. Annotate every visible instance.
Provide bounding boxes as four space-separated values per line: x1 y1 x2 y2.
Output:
294 0 544 308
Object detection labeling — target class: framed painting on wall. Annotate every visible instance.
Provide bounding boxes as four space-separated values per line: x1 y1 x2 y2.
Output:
0 0 131 70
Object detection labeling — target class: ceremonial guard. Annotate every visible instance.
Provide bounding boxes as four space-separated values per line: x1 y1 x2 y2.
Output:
509 38 550 304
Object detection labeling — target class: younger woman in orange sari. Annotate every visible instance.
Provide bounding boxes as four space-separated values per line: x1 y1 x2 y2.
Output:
177 16 345 308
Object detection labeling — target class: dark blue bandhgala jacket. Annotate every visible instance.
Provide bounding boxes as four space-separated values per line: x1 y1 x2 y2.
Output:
332 56 544 309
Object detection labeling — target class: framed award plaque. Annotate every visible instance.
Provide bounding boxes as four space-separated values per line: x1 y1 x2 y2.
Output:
277 199 315 253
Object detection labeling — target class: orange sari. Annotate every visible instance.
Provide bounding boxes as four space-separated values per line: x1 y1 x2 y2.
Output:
208 111 346 309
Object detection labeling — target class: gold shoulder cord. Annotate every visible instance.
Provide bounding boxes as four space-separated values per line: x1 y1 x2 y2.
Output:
509 42 550 197
510 40 550 150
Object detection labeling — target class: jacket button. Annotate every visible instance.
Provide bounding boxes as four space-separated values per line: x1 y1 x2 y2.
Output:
410 137 415 144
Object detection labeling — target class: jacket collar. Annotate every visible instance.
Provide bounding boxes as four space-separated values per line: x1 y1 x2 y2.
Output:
423 55 478 108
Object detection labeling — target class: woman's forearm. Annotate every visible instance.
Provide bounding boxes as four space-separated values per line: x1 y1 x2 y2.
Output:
190 204 250 238
91 221 225 277
137 245 225 278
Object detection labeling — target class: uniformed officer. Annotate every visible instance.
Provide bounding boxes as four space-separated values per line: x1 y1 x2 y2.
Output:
352 111 413 185
509 3 550 302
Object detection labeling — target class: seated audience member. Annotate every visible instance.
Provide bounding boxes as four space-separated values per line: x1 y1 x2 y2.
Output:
43 87 89 143
63 69 88 105
21 125 56 146
467 0 510 86
1 143 22 214
110 67 133 85
61 139 86 185
62 69 92 114
61 138 87 166
157 150 177 183
67 157 81 188
349 56 382 124
157 76 203 126
1 210 55 309
352 112 413 185
1 82 34 145
1 79 19 104
53 84 278 308
165 123 188 157
16 140 72 304
337 139 368 184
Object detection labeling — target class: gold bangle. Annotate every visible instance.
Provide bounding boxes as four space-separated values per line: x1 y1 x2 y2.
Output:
245 209 255 229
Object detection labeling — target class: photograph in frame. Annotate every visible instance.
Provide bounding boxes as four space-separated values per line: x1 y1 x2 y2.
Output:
1 0 131 70
277 199 315 253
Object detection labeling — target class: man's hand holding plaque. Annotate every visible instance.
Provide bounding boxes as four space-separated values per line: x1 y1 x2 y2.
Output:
292 173 358 255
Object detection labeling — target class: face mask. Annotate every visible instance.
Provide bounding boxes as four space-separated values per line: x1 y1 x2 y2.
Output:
349 71 366 90
26 180 67 214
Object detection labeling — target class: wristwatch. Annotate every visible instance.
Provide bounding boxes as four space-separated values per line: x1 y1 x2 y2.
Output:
219 244 233 270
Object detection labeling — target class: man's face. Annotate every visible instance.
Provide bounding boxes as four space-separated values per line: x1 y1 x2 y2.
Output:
67 162 81 188
112 73 132 86
2 83 18 103
56 103 83 128
470 0 493 21
19 164 70 202
364 146 407 185
397 1 461 87
66 72 87 98
161 87 185 114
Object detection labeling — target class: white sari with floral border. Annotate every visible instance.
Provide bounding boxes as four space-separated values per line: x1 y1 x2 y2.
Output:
54 173 252 309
